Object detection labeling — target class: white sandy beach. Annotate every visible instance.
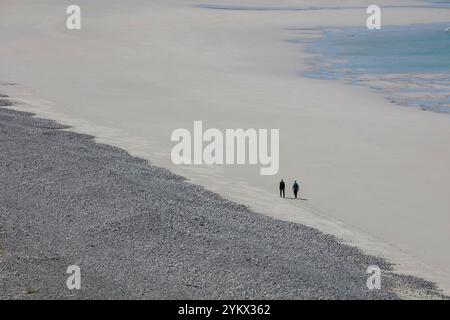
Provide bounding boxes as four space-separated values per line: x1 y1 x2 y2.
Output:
1 0 450 295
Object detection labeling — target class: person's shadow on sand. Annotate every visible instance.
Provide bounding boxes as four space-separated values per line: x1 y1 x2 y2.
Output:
285 197 308 201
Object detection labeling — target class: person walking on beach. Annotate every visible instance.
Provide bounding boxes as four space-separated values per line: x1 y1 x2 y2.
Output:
292 180 299 199
279 179 285 198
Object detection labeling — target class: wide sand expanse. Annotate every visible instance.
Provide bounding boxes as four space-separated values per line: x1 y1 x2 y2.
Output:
4 101 443 299
1 0 450 294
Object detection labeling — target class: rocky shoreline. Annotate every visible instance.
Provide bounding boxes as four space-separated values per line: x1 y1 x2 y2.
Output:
0 96 444 299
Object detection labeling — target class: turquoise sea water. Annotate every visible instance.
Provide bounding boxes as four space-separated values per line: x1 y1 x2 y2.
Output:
198 3 450 113
305 24 450 113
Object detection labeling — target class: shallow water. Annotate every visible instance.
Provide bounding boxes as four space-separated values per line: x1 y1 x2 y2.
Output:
198 3 450 11
305 23 450 113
